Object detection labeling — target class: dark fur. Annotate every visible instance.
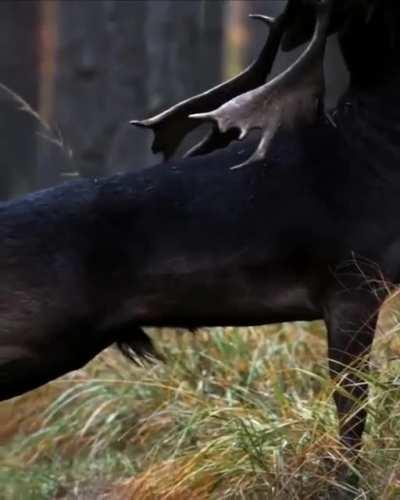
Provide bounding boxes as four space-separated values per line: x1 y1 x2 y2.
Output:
0 0 399 461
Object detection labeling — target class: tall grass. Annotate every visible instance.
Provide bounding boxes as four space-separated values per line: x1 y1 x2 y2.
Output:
2 299 400 499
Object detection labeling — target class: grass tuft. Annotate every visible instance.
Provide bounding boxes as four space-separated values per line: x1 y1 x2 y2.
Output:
0 82 73 165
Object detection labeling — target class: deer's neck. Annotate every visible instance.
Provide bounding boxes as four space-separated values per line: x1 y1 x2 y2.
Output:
335 80 400 177
335 1 400 174
338 1 400 90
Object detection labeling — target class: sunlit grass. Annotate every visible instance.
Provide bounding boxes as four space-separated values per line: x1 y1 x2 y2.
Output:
2 298 400 499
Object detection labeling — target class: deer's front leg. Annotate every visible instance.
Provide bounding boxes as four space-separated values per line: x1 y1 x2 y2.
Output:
324 287 382 456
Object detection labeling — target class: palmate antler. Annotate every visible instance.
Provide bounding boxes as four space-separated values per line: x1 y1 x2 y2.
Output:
130 0 296 160
131 0 333 168
193 0 334 169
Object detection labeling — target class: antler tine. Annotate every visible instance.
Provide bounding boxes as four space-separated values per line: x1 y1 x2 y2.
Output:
130 0 296 161
248 14 275 26
191 0 334 170
183 126 239 159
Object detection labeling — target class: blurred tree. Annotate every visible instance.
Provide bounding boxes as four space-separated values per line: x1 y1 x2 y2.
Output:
52 0 224 177
53 0 149 178
146 0 223 111
0 1 39 199
144 0 224 159
223 0 284 77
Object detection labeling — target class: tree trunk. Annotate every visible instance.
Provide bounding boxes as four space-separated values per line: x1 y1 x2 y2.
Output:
0 1 39 199
53 0 148 178
145 0 224 158
53 0 224 176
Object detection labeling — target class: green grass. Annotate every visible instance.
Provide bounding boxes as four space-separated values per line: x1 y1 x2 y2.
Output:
2 302 400 499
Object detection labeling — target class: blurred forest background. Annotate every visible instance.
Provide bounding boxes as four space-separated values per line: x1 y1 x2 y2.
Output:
0 0 348 201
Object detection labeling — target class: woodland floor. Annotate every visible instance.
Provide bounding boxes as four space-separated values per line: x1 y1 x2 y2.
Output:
2 296 400 500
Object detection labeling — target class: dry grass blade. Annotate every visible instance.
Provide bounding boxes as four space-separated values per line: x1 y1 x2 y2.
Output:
0 81 73 161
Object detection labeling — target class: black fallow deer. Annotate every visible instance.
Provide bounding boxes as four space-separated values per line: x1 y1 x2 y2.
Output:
0 0 399 474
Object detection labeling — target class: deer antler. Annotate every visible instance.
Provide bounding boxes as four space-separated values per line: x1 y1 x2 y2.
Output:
191 0 334 169
130 0 296 160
